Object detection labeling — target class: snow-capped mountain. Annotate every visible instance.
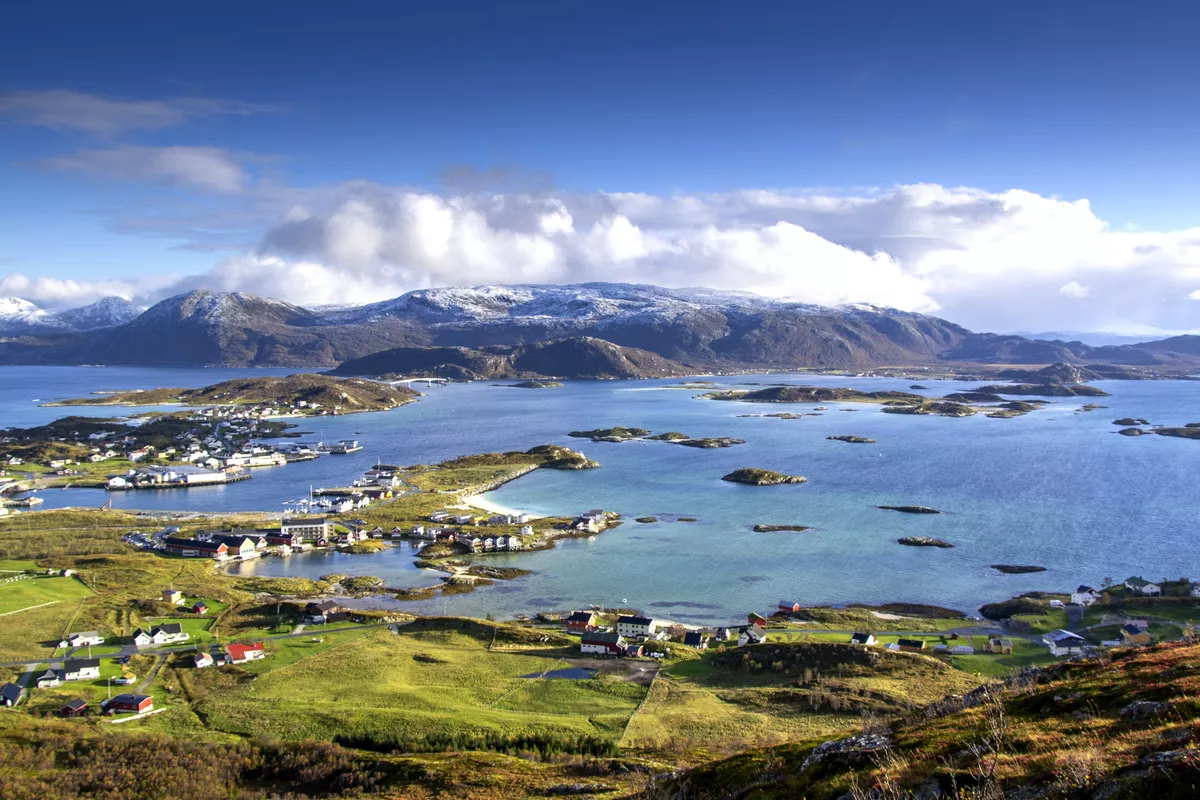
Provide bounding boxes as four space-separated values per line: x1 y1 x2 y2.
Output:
0 296 140 334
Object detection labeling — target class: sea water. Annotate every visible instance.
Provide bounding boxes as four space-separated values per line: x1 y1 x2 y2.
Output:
3 366 1198 624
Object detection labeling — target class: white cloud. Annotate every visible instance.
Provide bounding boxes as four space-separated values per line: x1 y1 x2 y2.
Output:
0 90 275 135
1059 281 1090 298
0 273 177 310
1189 290 1200 301
12 183 1200 334
42 146 250 194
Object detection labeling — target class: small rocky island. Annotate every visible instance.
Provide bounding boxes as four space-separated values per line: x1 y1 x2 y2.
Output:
990 564 1047 574
508 380 564 389
878 505 941 514
826 435 876 444
567 427 744 448
722 468 807 485
752 524 812 532
898 537 955 548
1114 418 1150 426
568 427 650 442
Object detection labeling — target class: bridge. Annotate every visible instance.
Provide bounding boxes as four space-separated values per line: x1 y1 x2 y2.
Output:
387 377 449 387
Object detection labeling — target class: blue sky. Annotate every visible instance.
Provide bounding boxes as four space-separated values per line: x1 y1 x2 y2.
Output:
1 1 1199 333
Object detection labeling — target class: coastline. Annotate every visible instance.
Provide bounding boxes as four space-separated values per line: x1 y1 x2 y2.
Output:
457 492 543 518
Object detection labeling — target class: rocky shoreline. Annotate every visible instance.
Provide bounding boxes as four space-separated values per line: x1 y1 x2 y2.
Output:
722 468 807 485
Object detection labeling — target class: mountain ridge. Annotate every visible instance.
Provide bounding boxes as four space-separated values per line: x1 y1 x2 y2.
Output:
1 283 1198 372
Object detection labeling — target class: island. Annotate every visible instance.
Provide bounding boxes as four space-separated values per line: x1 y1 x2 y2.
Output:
721 468 807 485
974 383 1111 397
1113 418 1150 426
567 427 744 448
635 517 658 523
898 536 955 548
826 435 877 444
706 386 925 404
990 564 1047 574
877 505 942 514
44 373 420 414
507 380 564 389
752 524 812 532
1079 404 1108 412
567 426 649 442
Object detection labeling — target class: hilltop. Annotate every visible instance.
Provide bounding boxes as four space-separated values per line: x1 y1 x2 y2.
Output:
45 374 419 412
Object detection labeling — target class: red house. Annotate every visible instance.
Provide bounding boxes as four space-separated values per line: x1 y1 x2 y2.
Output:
748 613 768 628
565 611 598 633
778 601 801 613
226 642 266 664
106 693 153 714
60 698 88 717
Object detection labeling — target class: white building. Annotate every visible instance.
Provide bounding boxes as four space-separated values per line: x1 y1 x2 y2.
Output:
1043 629 1087 657
616 615 658 639
63 658 101 681
59 631 104 649
281 517 329 540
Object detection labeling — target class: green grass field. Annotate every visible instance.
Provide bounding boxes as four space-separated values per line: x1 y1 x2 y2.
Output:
0 574 92 615
193 627 645 745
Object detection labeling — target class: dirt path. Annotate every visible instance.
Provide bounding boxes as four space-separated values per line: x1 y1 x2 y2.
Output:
135 655 166 693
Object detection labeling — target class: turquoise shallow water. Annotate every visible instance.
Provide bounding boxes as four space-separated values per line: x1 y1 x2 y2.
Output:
3 366 1199 624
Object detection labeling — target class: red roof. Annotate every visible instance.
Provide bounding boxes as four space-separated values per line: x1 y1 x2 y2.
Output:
226 642 265 660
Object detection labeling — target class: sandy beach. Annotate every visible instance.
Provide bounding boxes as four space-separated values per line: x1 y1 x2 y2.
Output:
457 492 542 519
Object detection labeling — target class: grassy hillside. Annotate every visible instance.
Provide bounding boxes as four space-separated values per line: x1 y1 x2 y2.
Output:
641 640 1200 799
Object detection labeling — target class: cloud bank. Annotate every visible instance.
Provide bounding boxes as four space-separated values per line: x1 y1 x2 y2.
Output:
6 181 1200 334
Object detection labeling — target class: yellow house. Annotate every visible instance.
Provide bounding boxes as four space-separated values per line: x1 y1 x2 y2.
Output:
1121 624 1151 645
161 589 183 605
987 638 1013 655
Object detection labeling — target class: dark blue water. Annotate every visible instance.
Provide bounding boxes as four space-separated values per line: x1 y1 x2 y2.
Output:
4 366 1199 623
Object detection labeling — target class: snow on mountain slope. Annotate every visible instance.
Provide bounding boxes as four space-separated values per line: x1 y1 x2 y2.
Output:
325 282 824 326
0 296 140 334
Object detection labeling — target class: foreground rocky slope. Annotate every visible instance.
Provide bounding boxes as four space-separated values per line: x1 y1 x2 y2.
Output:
638 640 1200 800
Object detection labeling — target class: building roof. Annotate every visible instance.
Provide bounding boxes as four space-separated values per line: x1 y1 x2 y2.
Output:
155 623 184 635
1046 629 1086 643
0 683 20 702
684 631 707 646
64 658 100 671
617 615 654 627
307 599 341 612
566 611 596 623
897 638 926 649
1125 576 1149 587
226 642 265 659
1075 585 1097 594
163 536 226 551
581 632 625 645
62 698 88 711
1122 624 1146 635
283 517 327 526
110 693 151 706
850 632 874 644
741 626 766 642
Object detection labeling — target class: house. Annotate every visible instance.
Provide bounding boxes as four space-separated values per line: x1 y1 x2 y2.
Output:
519 525 534 536
987 638 1014 655
748 613 768 628
60 699 88 717
194 652 214 668
738 626 766 647
226 642 266 664
63 658 101 681
565 611 599 633
1123 576 1151 592
0 682 21 707
1121 624 1152 645
191 601 208 614
897 639 926 653
850 632 877 646
211 534 264 559
616 615 658 639
36 669 64 688
1070 591 1098 607
950 645 975 655
683 631 709 650
1191 584 1200 599
715 627 734 641
105 693 153 714
778 601 801 614
571 516 601 534
1142 583 1162 596
280 517 329 541
1043 629 1088 656
132 623 189 647
163 536 228 560
59 631 104 649
162 589 184 605
580 632 627 656
266 530 302 547
305 600 342 621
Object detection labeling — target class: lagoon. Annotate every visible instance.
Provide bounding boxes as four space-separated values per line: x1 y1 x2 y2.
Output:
4 366 1199 624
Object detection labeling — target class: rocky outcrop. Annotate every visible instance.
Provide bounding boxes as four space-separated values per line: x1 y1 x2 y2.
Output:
722 468 807 486
1118 427 1150 436
1155 427 1200 440
708 386 924 404
567 427 649 442
826 435 877 444
990 564 1047 574
1114 418 1150 426
676 437 745 448
878 505 941 514
976 383 1111 397
752 524 812 532
898 537 955 548
508 380 563 388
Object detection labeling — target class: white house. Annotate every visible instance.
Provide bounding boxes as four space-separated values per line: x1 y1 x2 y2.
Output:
63 658 101 681
281 517 329 540
950 645 975 655
519 524 534 536
738 626 766 647
1141 583 1162 596
616 615 658 639
194 652 214 668
132 623 189 647
1069 592 1097 607
1043 629 1088 657
36 669 64 688
849 632 876 646
59 631 104 649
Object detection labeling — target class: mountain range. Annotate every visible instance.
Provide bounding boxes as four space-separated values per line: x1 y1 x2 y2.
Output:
1 283 1198 376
